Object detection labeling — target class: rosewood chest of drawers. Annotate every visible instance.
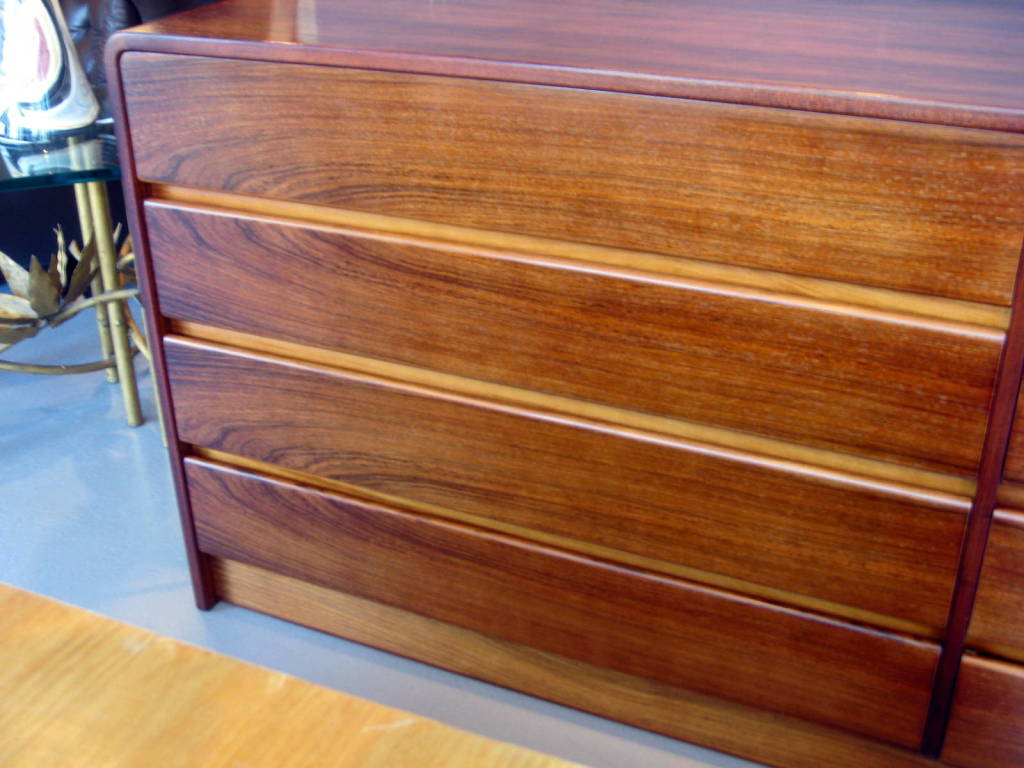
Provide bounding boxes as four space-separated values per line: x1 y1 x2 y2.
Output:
107 2 1024 765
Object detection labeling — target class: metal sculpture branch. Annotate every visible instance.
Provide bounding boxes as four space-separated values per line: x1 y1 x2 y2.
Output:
0 227 140 374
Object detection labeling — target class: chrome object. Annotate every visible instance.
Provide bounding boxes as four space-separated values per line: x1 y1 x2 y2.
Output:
0 0 99 142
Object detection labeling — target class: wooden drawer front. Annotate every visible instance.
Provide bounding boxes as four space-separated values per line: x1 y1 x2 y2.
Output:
967 511 1024 661
212 558 941 768
165 337 965 629
184 457 938 748
120 53 1024 305
1002 395 1024 483
942 656 1024 768
148 203 999 476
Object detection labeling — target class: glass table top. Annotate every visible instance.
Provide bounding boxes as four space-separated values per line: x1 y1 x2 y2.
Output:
0 121 120 193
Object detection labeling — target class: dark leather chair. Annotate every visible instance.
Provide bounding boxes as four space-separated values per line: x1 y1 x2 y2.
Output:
62 0 217 116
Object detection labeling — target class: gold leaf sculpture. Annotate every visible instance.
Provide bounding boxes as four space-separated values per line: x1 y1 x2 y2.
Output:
0 227 99 346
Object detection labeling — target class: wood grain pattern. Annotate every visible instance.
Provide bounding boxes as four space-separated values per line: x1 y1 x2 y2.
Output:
108 0 1024 131
1002 391 1024 483
173 319 977 500
106 51 217 609
152 186 1013 331
214 557 939 768
148 202 1000 475
0 584 574 768
967 511 1024 663
921 236 1024 757
107 10 1024 760
121 53 1024 306
166 337 965 630
192 444 936 638
941 655 1024 768
186 458 939 748
997 481 1024 509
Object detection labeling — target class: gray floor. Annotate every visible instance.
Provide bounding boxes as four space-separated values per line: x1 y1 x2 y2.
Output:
0 309 761 768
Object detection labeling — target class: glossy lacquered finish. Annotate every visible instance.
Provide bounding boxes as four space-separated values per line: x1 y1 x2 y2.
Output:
186 457 938 748
923 244 1024 756
214 557 938 768
147 203 1000 475
942 656 1024 768
107 1 1024 764
1002 399 1024 483
967 511 1024 662
165 337 964 629
109 0 1024 131
122 55 1024 306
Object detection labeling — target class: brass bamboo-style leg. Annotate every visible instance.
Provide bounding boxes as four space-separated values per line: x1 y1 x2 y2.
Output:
70 157 116 382
86 180 142 426
132 307 167 445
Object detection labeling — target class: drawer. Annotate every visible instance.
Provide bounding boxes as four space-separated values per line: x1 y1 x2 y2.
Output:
183 456 939 748
967 510 1024 662
165 337 965 629
147 202 1000 475
211 557 940 768
942 655 1024 768
1002 393 1024 484
120 53 1024 306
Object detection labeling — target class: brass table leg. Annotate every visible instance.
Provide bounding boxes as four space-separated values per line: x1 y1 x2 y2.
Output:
85 180 142 426
68 138 116 384
131 308 167 445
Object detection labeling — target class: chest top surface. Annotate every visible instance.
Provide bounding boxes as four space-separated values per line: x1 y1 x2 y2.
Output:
110 0 1024 132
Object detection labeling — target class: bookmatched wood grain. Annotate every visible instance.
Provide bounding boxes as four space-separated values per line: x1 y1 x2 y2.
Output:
121 53 1024 306
165 337 965 629
147 202 1000 476
942 655 1024 768
966 511 1024 663
186 458 939 748
108 0 1024 132
214 557 939 768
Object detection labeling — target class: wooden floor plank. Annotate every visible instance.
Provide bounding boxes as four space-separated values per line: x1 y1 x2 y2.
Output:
0 583 578 768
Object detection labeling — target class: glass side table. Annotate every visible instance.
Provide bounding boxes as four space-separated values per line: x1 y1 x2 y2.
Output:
0 123 146 427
